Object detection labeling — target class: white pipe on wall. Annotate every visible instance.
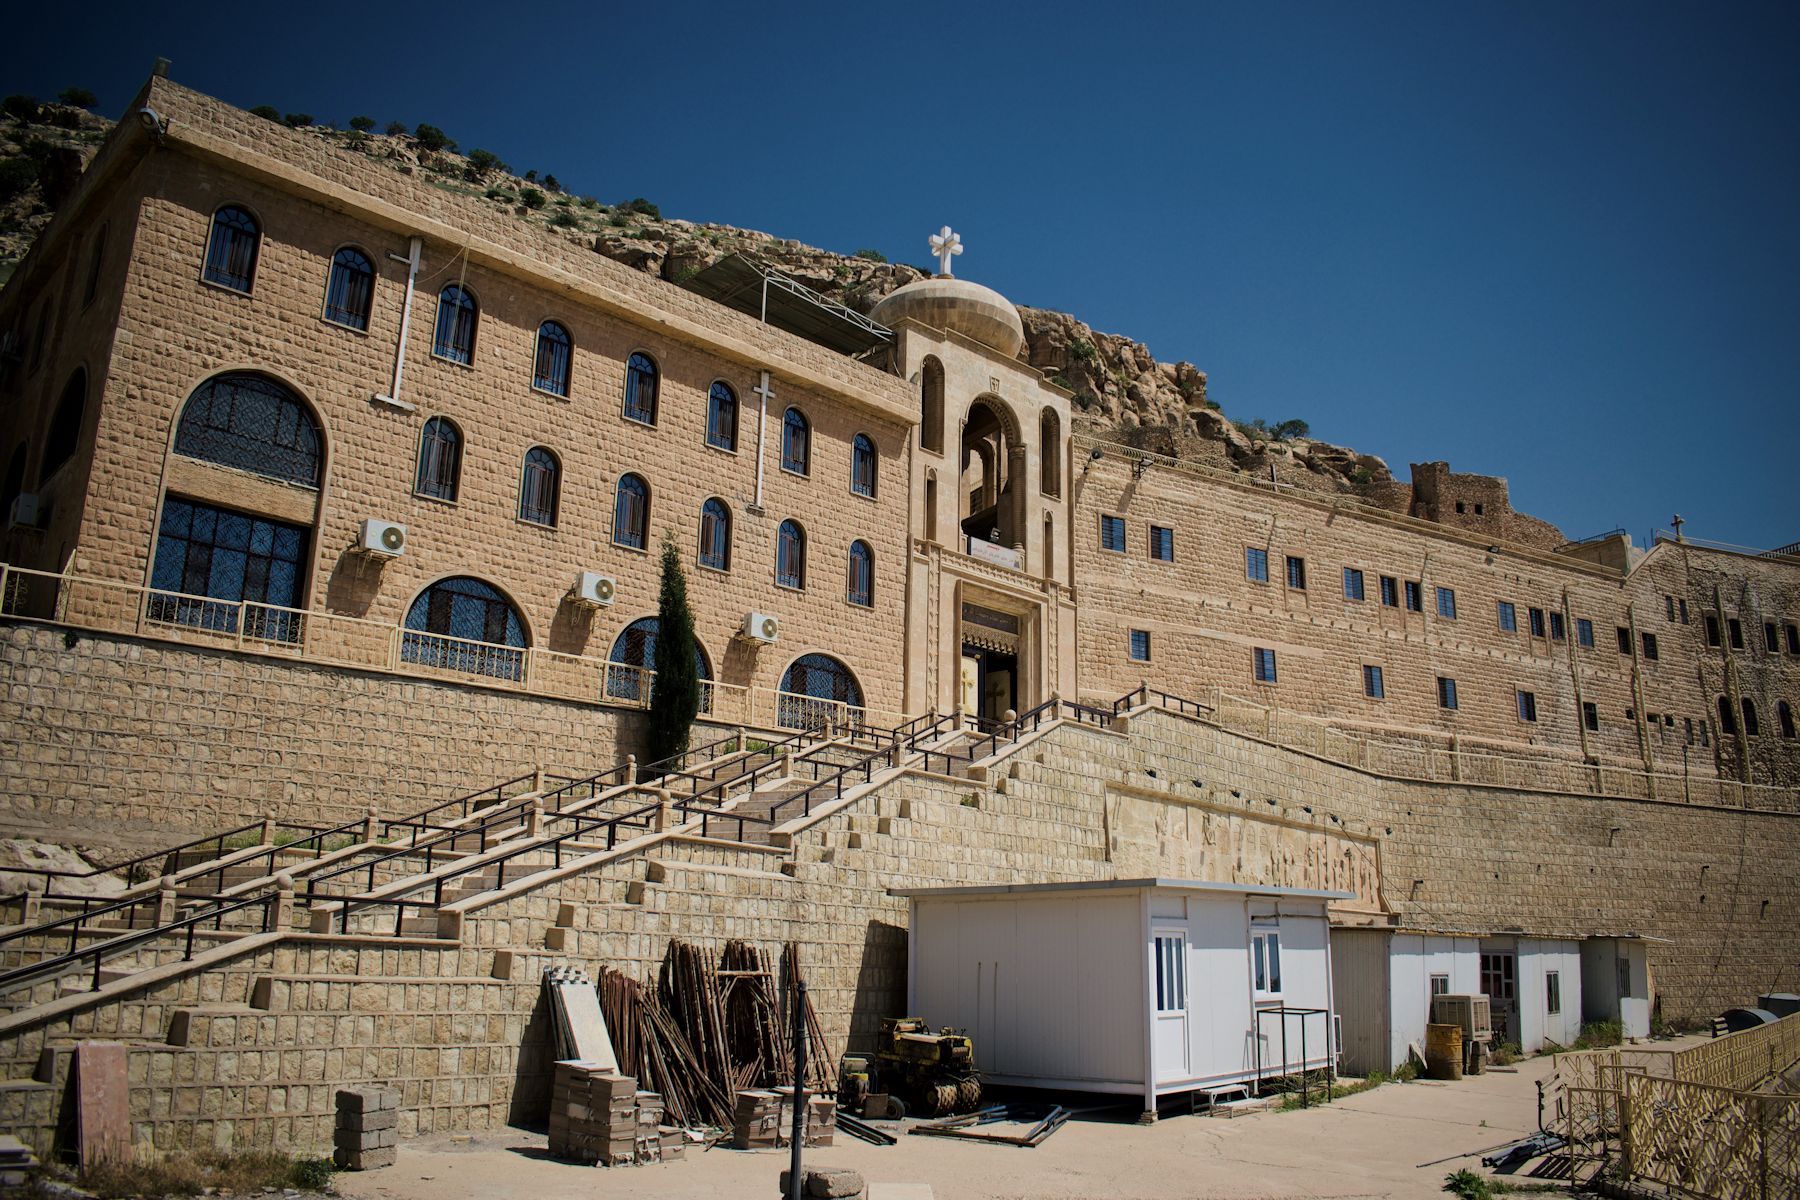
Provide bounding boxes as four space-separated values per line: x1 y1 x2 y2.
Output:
374 237 422 410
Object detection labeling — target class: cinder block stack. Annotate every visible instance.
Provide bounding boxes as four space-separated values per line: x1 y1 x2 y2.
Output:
333 1087 399 1170
547 1063 637 1164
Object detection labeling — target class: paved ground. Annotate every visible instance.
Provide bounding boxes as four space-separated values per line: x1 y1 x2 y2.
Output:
334 1053 1578 1200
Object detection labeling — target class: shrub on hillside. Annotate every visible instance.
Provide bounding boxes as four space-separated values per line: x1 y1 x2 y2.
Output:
249 104 281 122
519 187 546 209
348 115 375 132
58 87 98 109
4 95 42 123
620 197 660 218
412 123 455 153
282 112 313 128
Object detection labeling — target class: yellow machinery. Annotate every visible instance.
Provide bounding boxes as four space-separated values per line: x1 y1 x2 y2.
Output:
839 1017 981 1117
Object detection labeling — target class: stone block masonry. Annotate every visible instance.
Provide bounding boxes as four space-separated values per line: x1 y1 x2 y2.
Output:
333 1085 398 1170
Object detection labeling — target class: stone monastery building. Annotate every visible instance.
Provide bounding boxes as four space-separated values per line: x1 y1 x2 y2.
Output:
0 72 1795 1150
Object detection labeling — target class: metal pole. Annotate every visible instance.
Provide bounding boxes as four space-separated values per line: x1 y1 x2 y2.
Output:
788 979 807 1200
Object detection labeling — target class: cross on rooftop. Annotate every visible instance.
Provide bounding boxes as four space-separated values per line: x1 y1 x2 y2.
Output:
930 226 963 277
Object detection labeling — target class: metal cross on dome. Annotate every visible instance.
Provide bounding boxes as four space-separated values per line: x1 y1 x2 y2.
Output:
929 226 963 277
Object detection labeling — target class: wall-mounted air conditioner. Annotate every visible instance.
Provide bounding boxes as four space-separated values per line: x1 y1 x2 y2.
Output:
571 571 616 608
740 611 780 644
6 493 41 530
358 518 406 557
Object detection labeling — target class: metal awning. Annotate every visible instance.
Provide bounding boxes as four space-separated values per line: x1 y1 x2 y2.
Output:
681 253 894 356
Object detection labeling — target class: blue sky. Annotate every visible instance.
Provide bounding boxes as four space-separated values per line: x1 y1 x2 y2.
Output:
6 1 1796 550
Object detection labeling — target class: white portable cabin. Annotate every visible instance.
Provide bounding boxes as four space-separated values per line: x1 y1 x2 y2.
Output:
1331 927 1482 1076
899 878 1350 1117
1580 936 1657 1041
1479 935 1584 1052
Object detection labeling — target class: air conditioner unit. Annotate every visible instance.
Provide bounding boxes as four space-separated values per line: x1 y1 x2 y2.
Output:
6 493 40 530
358 518 406 558
741 611 779 644
571 571 616 608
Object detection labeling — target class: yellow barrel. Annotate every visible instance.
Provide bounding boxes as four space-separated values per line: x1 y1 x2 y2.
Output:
1424 1023 1464 1081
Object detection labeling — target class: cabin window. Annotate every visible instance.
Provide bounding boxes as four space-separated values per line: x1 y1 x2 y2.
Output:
1153 933 1186 1013
1251 923 1282 997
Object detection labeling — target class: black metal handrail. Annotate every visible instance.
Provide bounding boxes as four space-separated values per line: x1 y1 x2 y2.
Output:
421 799 664 907
182 815 372 896
1 819 268 887
378 769 543 839
1140 687 1213 720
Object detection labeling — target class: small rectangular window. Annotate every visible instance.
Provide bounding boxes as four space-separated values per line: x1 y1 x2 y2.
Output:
1787 623 1800 654
1583 701 1598 732
1529 607 1546 638
1253 647 1278 683
1641 632 1659 661
1380 575 1398 607
1617 626 1633 655
1100 514 1126 552
1699 718 1710 747
1546 970 1561 1016
1154 934 1187 1013
1149 525 1174 561
1684 717 1694 745
1436 587 1456 619
1362 664 1385 699
1665 595 1677 622
1252 928 1283 995
1343 567 1365 601
1577 618 1594 648
1246 547 1269 582
1728 618 1744 649
1765 622 1780 652
1705 613 1721 647
1497 601 1516 632
1405 581 1422 612
1430 973 1450 998
1518 690 1538 723
1286 556 1307 590
1550 612 1566 642
1438 676 1458 710
1129 629 1151 661
1678 598 1689 624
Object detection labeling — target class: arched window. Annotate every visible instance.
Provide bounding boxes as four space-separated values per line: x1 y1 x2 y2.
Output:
432 284 478 364
1040 408 1062 497
401 576 527 681
42 369 86 479
706 381 738 451
606 616 712 703
323 247 375 331
1742 698 1760 737
614 473 649 549
781 407 810 475
850 433 876 498
174 372 322 487
623 352 658 424
534 320 572 396
1779 700 1796 739
415 416 461 501
776 519 806 589
519 447 560 526
698 498 731 570
203 205 260 293
847 540 873 607
920 356 944 453
778 653 864 729
1718 696 1737 736
148 497 309 643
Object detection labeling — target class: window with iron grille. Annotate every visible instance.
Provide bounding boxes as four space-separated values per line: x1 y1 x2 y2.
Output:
1253 647 1277 683
1529 607 1546 637
1436 587 1456 619
324 247 374 331
1246 547 1268 582
401 576 527 682
1129 629 1151 661
847 540 873 607
148 496 307 643
606 616 711 702
415 416 460 501
1577 618 1595 647
432 284 478 364
1363 664 1384 699
851 433 877 497
1100 515 1126 552
1343 567 1364 600
203 205 259 292
1550 612 1565 641
623 352 658 424
706 381 737 451
777 519 806 588
42 369 86 480
175 372 322 487
1286 555 1306 589
1380 575 1398 607
613 473 649 550
1437 676 1458 710
1666 594 1677 622
698 498 731 570
1405 580 1422 611
1150 525 1174 561
1641 631 1658 660
533 321 572 396
781 407 810 475
778 654 862 729
1497 601 1516 632
1517 690 1538 722
518 447 559 527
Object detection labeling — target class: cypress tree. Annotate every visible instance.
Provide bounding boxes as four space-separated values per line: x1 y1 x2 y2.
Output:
646 534 700 775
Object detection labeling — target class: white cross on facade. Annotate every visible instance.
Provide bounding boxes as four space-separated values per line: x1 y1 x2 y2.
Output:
929 226 963 277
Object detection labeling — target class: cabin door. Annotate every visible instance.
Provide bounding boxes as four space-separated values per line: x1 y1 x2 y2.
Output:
1479 951 1518 1046
1152 931 1189 1083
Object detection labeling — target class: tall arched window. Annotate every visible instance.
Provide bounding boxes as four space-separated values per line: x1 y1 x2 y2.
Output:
706 381 738 451
415 416 461 501
1779 700 1796 739
614 473 649 549
519 447 560 526
623 352 658 424
174 372 322 486
847 540 873 607
401 577 528 681
42 369 86 479
606 616 712 702
1040 408 1062 497
781 407 810 476
850 433 876 497
534 320 572 396
776 519 806 589
203 205 260 293
432 284 478 364
778 653 864 729
920 356 944 453
699 498 731 570
323 247 375 330
1718 696 1737 736
1742 698 1760 737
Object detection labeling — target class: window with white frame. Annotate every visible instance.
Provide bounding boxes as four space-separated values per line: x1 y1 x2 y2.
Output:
1430 973 1450 999
1251 921 1282 997
1546 970 1562 1015
1154 933 1186 1013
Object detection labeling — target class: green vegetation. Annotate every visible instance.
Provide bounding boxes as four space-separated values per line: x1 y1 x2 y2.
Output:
1069 337 1096 362
1443 1169 1492 1200
1574 1020 1622 1049
542 174 561 192
549 210 580 229
248 104 281 123
1489 1041 1520 1066
619 196 661 218
519 187 547 210
465 148 507 180
645 536 701 774
1350 464 1375 487
348 115 375 132
0 157 37 203
282 112 314 129
58 87 98 110
384 120 408 137
1272 1067 1410 1110
485 186 515 203
412 123 455 153
853 248 887 262
73 1148 334 1197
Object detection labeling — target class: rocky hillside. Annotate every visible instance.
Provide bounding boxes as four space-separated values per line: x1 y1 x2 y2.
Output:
0 99 1399 499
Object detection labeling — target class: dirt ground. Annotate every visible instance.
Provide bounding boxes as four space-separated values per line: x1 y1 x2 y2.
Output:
333 1052 1580 1200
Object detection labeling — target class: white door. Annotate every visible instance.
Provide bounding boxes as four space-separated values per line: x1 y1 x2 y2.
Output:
1152 931 1189 1083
